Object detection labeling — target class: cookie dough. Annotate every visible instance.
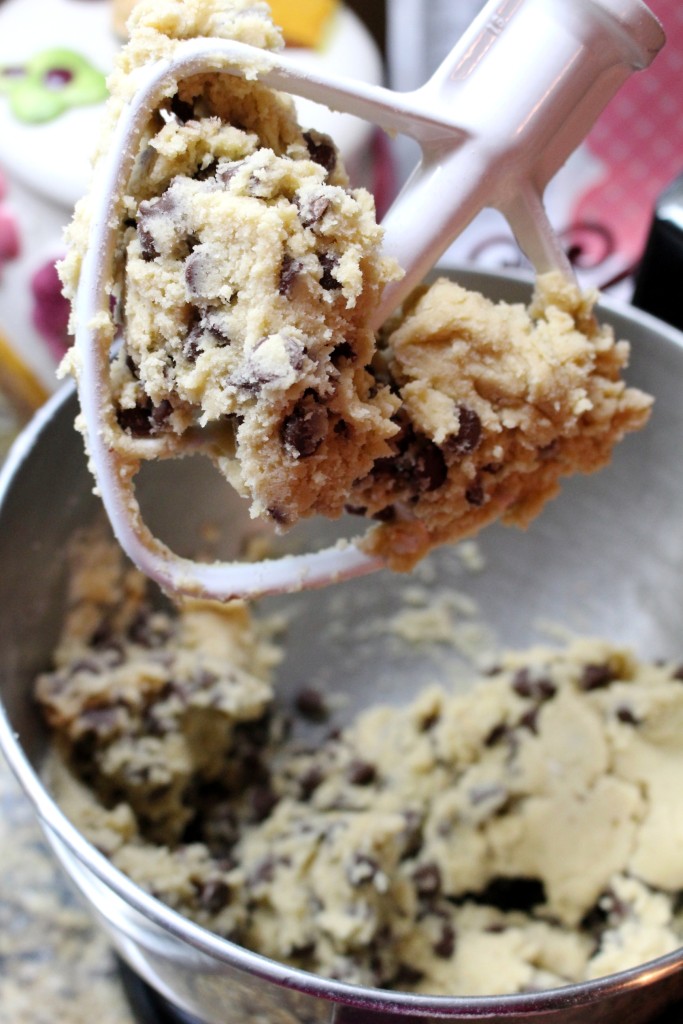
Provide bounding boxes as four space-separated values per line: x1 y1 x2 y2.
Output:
59 0 400 528
350 273 652 569
36 544 683 996
59 0 651 566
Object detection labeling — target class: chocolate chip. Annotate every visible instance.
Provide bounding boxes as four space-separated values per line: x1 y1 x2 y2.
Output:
512 669 557 701
518 706 540 734
250 854 277 885
281 391 328 457
127 611 172 648
266 506 290 527
484 723 509 747
412 862 442 898
303 130 337 175
195 878 230 914
250 785 279 822
137 191 176 261
390 964 424 988
412 436 447 492
117 401 156 437
616 704 640 725
331 341 354 366
347 853 381 886
465 483 485 506
581 663 617 691
346 759 377 786
170 93 195 124
445 406 482 455
298 764 324 800
433 921 456 959
279 254 304 297
183 325 203 363
216 159 247 186
318 252 342 291
184 252 206 296
298 193 331 228
294 688 329 722
474 876 545 913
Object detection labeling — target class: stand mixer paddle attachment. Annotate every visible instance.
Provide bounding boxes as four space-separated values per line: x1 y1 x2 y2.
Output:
68 0 664 600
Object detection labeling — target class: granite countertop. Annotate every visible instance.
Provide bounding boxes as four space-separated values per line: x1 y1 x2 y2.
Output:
0 752 136 1024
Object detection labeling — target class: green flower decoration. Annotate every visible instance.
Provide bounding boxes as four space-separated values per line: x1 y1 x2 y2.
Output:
0 47 107 124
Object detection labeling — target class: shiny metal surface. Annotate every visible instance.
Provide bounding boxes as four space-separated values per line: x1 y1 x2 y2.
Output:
1 268 683 1022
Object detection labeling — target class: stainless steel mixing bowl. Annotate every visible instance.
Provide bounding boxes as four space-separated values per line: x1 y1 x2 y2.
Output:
2 267 683 1024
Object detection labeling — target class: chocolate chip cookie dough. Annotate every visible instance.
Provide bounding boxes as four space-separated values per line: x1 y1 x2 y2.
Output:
59 0 401 528
37 544 683 996
59 0 650 564
350 273 652 570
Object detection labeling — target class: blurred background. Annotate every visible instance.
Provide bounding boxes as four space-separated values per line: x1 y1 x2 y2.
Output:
0 0 682 457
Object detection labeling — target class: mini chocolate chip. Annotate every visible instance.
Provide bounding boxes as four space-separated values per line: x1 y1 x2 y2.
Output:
433 921 456 959
475 876 546 913
331 341 355 366
250 785 279 822
303 130 337 175
419 707 441 731
297 193 331 227
318 252 342 291
672 666 683 681
299 764 324 800
413 436 447 492
266 506 290 526
412 862 442 898
390 964 424 988
251 855 277 885
616 704 640 725
137 191 176 261
512 669 557 701
279 254 304 297
372 505 397 523
183 325 203 363
294 688 329 722
151 399 173 427
465 483 485 506
170 94 195 124
195 879 230 914
117 402 155 437
484 723 509 747
127 611 172 648
346 759 377 786
185 252 205 296
281 391 328 457
216 159 247 186
446 406 482 455
518 706 540 733
581 663 617 690
347 853 380 886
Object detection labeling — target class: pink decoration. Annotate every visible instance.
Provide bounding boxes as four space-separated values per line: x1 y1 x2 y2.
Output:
0 166 20 268
31 256 71 360
571 0 683 269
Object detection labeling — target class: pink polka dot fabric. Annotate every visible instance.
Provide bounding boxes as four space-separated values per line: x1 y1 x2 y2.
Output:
571 0 683 268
